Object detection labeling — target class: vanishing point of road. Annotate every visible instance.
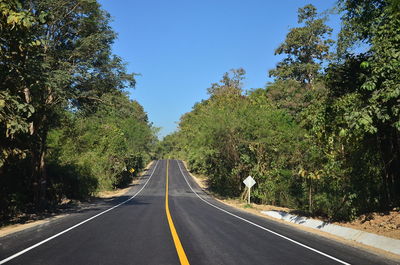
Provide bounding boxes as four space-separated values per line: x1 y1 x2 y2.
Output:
0 160 397 265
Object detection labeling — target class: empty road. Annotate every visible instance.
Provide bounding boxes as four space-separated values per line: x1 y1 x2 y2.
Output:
0 160 397 264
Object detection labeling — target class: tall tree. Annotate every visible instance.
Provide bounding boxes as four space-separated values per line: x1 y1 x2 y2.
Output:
47 92 156 196
0 0 40 167
207 68 245 97
336 0 400 206
269 4 333 88
337 0 387 56
0 0 135 207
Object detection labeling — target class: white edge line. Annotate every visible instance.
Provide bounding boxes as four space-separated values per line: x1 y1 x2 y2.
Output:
176 160 351 265
0 160 160 265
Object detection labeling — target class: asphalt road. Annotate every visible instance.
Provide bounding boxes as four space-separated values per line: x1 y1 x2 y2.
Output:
0 160 398 265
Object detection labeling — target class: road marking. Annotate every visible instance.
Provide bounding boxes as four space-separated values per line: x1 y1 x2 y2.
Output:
176 160 351 265
165 160 190 265
0 161 160 265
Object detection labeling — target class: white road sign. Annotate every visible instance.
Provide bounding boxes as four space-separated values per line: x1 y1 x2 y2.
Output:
243 176 256 188
243 176 256 204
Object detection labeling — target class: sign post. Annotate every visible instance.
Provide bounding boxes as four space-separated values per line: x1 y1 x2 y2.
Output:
243 176 256 204
248 186 251 205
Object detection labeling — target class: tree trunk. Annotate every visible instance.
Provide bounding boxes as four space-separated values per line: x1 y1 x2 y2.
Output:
378 127 400 208
32 113 49 209
307 72 314 90
309 178 312 213
38 145 47 206
23 87 34 135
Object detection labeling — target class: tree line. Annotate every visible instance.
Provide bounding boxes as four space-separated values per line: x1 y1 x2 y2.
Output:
160 0 400 220
0 0 157 221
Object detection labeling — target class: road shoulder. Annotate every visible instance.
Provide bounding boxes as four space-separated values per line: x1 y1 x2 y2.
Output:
0 161 154 238
182 161 400 262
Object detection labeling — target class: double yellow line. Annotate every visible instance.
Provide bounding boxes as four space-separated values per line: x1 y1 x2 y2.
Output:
165 160 190 265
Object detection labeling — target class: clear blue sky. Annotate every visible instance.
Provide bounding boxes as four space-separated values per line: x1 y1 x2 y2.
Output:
98 0 341 138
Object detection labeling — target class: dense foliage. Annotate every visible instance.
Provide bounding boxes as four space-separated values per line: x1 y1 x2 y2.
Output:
0 0 156 219
161 1 400 220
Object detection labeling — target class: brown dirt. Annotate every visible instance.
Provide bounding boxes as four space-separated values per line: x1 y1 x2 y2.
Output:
334 210 400 240
0 214 67 238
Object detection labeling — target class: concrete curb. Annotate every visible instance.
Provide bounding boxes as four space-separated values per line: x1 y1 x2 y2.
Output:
261 210 400 255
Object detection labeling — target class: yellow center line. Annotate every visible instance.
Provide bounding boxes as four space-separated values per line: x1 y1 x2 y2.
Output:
165 160 190 265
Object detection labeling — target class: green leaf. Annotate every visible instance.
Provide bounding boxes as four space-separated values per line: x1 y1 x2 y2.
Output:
360 61 369 69
7 15 16 24
39 12 46 24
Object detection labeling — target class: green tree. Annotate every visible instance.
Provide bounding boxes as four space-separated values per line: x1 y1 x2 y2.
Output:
25 0 134 203
269 4 334 88
165 70 303 205
0 0 40 167
0 0 139 216
47 92 156 200
333 0 400 207
207 68 245 97
337 0 387 56
158 1 400 221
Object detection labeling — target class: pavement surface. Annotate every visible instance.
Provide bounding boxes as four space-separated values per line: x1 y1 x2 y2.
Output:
0 159 398 265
